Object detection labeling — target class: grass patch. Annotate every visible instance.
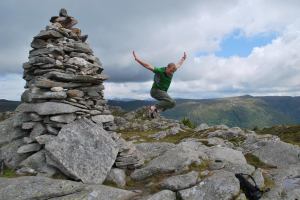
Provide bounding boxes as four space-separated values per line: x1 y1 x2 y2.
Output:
228 136 246 146
189 160 210 174
103 180 119 188
181 117 196 129
257 125 300 146
245 153 277 169
0 168 18 178
119 130 159 143
262 172 275 189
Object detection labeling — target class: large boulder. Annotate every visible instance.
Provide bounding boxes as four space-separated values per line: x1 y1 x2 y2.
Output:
160 171 199 191
131 144 205 181
45 118 118 184
0 176 85 200
135 142 176 161
145 190 176 200
0 116 27 146
252 140 300 168
178 170 240 200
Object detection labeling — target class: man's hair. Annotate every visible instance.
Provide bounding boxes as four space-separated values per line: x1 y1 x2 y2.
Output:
167 63 176 68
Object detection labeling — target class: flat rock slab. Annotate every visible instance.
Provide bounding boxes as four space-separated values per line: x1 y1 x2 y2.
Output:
131 145 203 181
50 185 138 200
45 118 118 184
178 170 240 200
206 146 247 165
16 102 85 115
0 176 84 200
252 140 300 168
135 142 176 161
160 171 199 191
146 190 176 200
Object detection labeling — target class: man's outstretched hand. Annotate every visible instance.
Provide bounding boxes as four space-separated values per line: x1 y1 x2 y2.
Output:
133 51 137 61
182 52 187 60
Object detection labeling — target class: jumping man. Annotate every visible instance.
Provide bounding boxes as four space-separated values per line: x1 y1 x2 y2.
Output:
133 51 187 118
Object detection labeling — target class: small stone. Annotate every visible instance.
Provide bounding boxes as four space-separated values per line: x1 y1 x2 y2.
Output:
17 143 41 154
146 190 176 200
50 113 76 123
29 113 43 122
67 89 84 98
22 122 36 130
91 115 114 124
106 168 126 187
35 135 55 145
30 122 47 140
51 87 64 92
23 137 35 144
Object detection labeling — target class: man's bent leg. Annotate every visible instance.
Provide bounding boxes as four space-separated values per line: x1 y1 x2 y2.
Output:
150 88 176 111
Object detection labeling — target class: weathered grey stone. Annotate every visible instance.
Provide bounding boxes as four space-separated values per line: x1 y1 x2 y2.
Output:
16 102 85 115
0 176 85 200
29 56 56 65
35 134 55 145
29 122 47 140
31 38 47 49
20 150 57 176
45 71 108 83
46 124 59 135
106 168 126 187
51 86 64 92
146 190 176 200
131 145 204 181
45 119 118 184
0 117 27 146
178 170 240 200
135 142 176 161
21 89 67 102
0 139 30 169
252 140 300 168
23 136 35 144
67 57 89 67
29 112 43 121
149 126 182 140
17 143 41 153
22 121 36 129
34 29 64 39
195 123 210 131
206 146 247 165
91 114 114 124
67 89 84 98
251 168 265 188
35 77 92 88
50 113 76 123
65 41 93 53
160 171 199 191
29 47 64 57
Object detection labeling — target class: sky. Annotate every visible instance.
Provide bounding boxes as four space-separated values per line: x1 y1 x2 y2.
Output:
0 0 300 100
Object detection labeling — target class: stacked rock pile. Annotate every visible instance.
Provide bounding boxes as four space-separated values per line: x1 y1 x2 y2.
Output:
19 8 115 134
0 9 144 179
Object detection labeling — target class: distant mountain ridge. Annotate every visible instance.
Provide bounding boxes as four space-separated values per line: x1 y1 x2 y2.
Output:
108 95 300 128
2 96 300 128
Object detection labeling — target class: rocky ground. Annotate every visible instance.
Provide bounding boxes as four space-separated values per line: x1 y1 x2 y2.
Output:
1 106 299 200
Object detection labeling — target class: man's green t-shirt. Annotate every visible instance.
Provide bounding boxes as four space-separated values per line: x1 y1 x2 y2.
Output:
151 67 173 92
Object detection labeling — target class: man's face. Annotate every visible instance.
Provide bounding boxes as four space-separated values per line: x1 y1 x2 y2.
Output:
166 64 177 75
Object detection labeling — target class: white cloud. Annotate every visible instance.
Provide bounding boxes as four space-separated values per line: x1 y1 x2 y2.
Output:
0 0 300 99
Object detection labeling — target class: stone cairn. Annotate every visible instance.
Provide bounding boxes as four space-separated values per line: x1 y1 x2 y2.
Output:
12 8 143 177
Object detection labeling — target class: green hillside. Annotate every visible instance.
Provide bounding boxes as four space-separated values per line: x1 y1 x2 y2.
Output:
109 96 300 128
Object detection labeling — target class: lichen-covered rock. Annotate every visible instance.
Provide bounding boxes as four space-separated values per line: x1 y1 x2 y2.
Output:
146 190 176 200
0 176 85 200
131 145 204 181
135 142 176 161
178 170 240 200
160 171 199 191
45 119 118 184
106 168 127 187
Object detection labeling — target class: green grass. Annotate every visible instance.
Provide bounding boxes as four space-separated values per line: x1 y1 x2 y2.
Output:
244 153 277 169
0 168 18 178
257 125 300 146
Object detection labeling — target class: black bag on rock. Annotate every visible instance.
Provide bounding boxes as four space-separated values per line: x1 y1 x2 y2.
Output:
235 173 269 200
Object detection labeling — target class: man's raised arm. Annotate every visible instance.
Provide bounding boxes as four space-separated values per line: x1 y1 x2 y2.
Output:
176 52 187 69
133 51 154 72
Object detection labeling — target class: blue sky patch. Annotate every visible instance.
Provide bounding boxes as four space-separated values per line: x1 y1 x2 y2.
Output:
215 29 278 57
195 30 279 58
